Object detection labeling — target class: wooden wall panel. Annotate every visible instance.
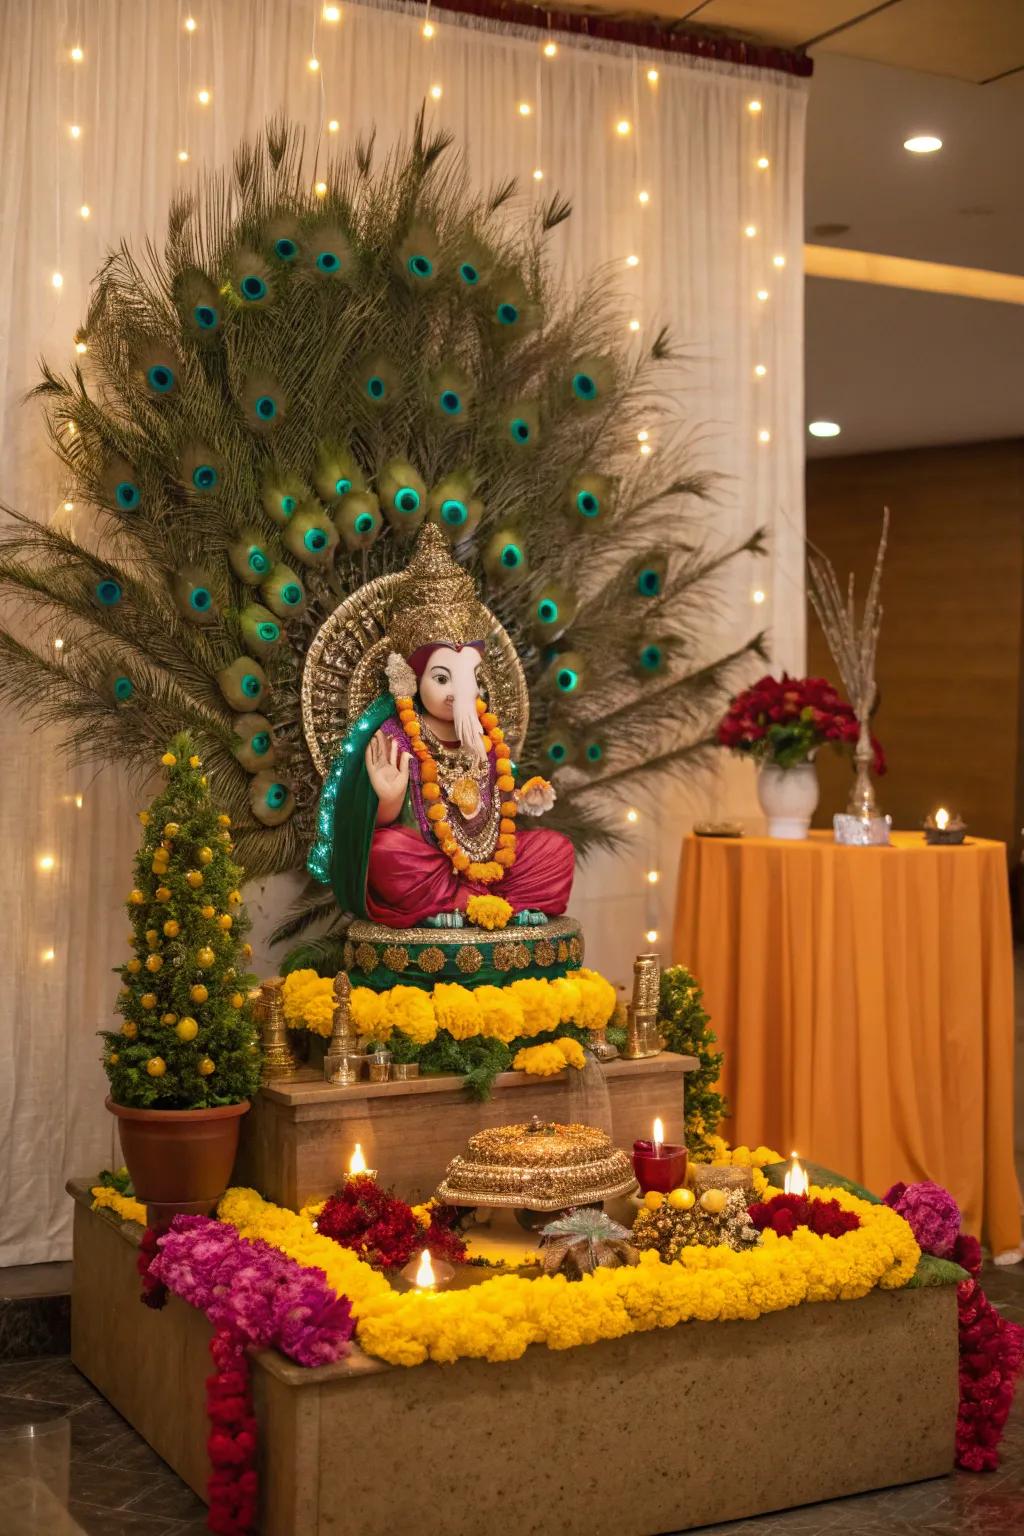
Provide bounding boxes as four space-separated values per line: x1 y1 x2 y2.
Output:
805 441 1024 857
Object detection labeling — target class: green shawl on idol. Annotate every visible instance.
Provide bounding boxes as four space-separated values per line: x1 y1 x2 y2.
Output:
307 693 396 917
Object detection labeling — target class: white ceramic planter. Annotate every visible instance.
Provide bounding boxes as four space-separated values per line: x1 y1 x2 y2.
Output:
757 760 819 840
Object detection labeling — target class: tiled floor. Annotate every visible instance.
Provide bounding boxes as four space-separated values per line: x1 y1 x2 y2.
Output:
0 1261 1021 1535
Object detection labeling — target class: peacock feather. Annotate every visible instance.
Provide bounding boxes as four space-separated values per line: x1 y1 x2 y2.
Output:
0 114 764 917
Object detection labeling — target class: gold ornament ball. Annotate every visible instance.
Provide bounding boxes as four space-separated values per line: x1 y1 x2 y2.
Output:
121 1021 138 1039
161 752 177 767
163 822 180 837
163 919 180 938
217 814 231 828
145 928 158 944
242 943 253 959
141 992 157 1009
229 991 245 1009
187 870 204 888
138 811 150 825
218 914 232 931
155 886 172 902
198 1057 216 1076
643 1190 665 1211
126 958 142 975
161 1012 177 1025
119 985 130 998
201 904 216 919
700 1189 728 1215
190 983 209 1005
146 1056 167 1077
198 847 213 865
668 1187 696 1211
129 889 144 905
109 1052 120 1064
228 890 241 905
199 775 207 787
196 946 215 968
176 1017 199 1042
145 954 163 972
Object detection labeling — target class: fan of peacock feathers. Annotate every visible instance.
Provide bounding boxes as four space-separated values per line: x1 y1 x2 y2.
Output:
0 115 764 924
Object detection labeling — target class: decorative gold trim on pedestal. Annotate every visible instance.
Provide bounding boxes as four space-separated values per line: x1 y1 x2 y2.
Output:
256 977 302 1083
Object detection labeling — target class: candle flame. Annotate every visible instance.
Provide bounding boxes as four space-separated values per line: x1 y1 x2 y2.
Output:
414 1249 436 1288
934 807 949 832
653 1117 664 1151
784 1151 809 1197
348 1142 367 1176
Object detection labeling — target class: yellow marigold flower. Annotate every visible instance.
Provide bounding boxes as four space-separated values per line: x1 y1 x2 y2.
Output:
549 976 583 1024
508 977 561 1036
350 987 385 1039
90 1186 147 1225
382 985 437 1046
303 991 335 1037
161 752 177 767
465 894 513 931
474 985 524 1043
512 1042 567 1076
553 1036 586 1069
430 982 482 1041
566 968 616 1029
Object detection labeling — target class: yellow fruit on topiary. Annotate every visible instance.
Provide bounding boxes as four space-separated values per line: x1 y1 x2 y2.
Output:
145 928 158 944
201 905 215 919
218 914 232 931
161 1012 177 1025
196 946 215 968
138 811 150 826
161 753 177 767
146 1056 167 1076
155 886 172 902
129 889 144 905
121 1021 138 1039
643 1190 665 1211
699 1189 728 1215
109 1052 119 1064
190 984 209 1005
242 943 252 959
126 958 142 974
163 823 180 837
176 1017 199 1042
186 870 204 888
217 814 231 828
163 920 180 937
198 1057 215 1076
229 992 245 1009
668 1187 695 1211
145 954 163 972
141 993 157 1010
198 847 213 865
228 890 242 905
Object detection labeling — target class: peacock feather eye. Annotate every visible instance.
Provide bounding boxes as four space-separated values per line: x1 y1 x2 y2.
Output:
497 302 519 326
499 542 523 568
353 511 375 535
556 666 579 693
510 418 531 444
334 478 352 497
241 673 263 699
265 781 287 808
640 644 662 671
192 464 218 491
193 303 219 331
251 731 271 756
255 395 277 421
280 495 296 518
115 480 141 511
547 741 567 763
256 620 279 644
304 528 329 553
316 251 341 274
439 390 462 416
281 582 303 607
637 567 661 596
190 587 213 613
459 262 479 286
247 547 271 577
407 254 433 280
95 578 123 606
395 487 421 515
440 499 468 527
113 676 134 701
366 375 386 401
572 372 598 402
576 490 600 518
240 274 268 302
537 598 559 624
585 742 603 763
274 237 298 261
147 364 175 394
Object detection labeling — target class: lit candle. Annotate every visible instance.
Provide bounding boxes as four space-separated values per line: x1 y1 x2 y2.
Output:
935 807 949 832
653 1117 664 1155
400 1245 455 1290
347 1142 376 1181
415 1249 435 1288
633 1118 687 1194
784 1151 809 1197
924 807 966 844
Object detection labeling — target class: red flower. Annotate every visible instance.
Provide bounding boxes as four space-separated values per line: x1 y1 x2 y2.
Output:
748 1192 861 1240
317 1176 468 1271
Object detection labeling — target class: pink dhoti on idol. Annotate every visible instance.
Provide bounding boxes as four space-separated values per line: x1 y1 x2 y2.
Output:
367 826 574 928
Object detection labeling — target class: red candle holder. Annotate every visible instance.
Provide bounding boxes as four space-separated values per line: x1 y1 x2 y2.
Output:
632 1139 688 1194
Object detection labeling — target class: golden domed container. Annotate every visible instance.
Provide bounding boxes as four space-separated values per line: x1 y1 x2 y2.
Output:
435 1116 637 1212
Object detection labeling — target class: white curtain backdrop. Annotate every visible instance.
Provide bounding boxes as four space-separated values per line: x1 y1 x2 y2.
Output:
0 0 807 1264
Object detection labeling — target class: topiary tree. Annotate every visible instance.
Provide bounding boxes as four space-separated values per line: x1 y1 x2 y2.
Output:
657 964 727 1158
102 732 262 1106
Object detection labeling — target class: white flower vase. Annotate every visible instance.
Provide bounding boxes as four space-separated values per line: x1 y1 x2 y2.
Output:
757 760 819 840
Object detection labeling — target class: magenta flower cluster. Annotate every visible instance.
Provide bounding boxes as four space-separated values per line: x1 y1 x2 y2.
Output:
882 1180 962 1259
148 1215 353 1367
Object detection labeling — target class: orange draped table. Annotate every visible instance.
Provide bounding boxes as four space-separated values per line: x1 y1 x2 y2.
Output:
674 830 1021 1255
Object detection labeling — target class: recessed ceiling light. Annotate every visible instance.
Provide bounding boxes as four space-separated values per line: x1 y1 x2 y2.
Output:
904 135 942 154
808 420 841 438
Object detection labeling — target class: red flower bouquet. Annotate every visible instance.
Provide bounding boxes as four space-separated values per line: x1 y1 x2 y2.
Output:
718 674 885 774
316 1175 467 1270
747 1191 861 1240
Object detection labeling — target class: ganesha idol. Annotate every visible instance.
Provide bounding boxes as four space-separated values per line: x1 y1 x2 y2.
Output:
305 526 582 988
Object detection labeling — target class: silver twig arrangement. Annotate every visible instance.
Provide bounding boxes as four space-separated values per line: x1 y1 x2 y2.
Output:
807 507 889 826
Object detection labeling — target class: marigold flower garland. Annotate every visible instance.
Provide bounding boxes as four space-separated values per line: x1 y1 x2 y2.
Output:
91 1183 148 1226
217 1183 919 1369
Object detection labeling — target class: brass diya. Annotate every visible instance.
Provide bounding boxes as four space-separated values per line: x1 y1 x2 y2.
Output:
435 1116 637 1212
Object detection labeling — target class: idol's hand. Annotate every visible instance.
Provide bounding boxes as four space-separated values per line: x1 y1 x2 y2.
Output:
367 731 411 824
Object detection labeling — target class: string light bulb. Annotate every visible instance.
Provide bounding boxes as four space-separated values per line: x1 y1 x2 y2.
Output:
38 854 56 871
52 638 65 652
52 272 64 290
645 929 659 944
328 119 340 132
646 870 660 884
197 88 211 105
41 948 56 963
616 118 631 136
184 15 197 31
323 3 342 19
748 99 763 114
756 288 769 302
637 430 649 442
629 319 640 331
70 45 84 62
518 101 532 117
314 180 328 197
69 124 82 140
754 363 767 378
638 189 650 205
626 808 639 824
532 168 544 181
63 499 74 511
66 420 76 434
430 83 442 99
757 155 770 170
543 41 557 58
422 20 435 38
74 793 84 809
178 149 190 162
758 429 771 444
752 589 767 605
646 68 659 83
625 253 639 267
773 254 787 268
639 443 652 456
79 204 90 220
744 223 757 238
308 57 320 72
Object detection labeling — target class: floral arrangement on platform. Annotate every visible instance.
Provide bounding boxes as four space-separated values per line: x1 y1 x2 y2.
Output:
883 1181 1024 1471
280 966 616 1096
749 1191 862 1239
314 1175 467 1271
717 674 885 774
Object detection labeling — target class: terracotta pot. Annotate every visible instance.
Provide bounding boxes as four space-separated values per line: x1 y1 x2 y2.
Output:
106 1097 249 1223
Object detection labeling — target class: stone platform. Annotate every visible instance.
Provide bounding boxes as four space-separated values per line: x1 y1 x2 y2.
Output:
68 1183 959 1536
234 1051 695 1209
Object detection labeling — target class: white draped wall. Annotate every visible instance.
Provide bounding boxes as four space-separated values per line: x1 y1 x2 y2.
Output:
0 0 807 1264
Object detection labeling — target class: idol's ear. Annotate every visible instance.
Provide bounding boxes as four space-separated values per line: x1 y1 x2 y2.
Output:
385 651 417 699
